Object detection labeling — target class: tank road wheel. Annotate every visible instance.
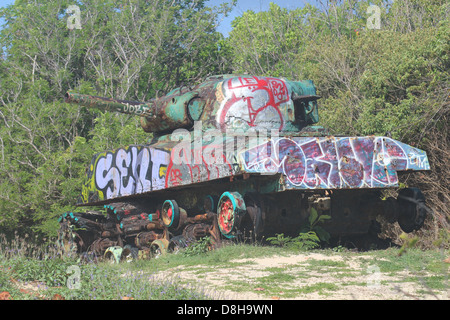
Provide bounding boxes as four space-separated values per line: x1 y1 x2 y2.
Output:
104 246 123 264
217 192 246 238
203 195 218 213
161 199 187 230
168 235 188 254
161 200 180 228
121 245 139 263
150 239 169 258
397 188 428 233
242 193 264 241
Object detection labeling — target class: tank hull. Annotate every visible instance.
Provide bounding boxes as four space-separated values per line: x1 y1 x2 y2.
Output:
59 74 431 259
79 134 429 205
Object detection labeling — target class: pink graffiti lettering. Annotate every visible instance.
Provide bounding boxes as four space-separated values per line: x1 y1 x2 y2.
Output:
241 136 424 189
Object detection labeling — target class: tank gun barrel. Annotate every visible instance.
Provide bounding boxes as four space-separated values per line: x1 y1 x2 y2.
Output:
65 92 154 117
64 91 197 134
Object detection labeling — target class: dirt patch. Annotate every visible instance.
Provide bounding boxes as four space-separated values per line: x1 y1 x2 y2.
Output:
152 252 449 300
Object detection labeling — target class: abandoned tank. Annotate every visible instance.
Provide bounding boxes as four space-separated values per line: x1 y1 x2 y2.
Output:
58 74 431 261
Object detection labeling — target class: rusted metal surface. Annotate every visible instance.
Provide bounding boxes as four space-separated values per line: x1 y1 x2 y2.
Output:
68 74 429 203
78 135 429 205
65 75 320 135
59 74 432 260
58 197 222 259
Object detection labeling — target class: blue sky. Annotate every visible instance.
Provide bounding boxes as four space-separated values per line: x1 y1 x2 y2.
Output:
0 0 309 37
206 0 309 36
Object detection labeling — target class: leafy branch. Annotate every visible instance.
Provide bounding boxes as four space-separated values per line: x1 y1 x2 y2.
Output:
267 208 331 250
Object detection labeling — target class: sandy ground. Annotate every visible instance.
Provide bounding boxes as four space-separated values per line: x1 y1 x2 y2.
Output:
6 251 448 300
151 252 449 300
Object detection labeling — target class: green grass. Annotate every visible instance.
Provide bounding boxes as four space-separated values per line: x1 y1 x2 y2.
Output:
297 282 339 295
1 235 448 300
0 254 211 300
0 239 289 300
127 242 284 272
354 247 449 275
258 271 296 284
0 234 213 300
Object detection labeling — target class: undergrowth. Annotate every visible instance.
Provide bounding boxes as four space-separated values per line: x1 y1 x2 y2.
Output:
0 233 211 300
1 231 448 300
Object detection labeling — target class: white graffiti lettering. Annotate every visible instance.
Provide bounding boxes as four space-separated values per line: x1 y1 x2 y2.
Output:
94 146 170 200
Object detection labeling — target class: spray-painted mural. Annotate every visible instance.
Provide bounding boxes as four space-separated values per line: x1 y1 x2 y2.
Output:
80 135 430 204
240 136 430 189
165 139 234 188
80 145 170 203
65 74 432 255
216 76 293 131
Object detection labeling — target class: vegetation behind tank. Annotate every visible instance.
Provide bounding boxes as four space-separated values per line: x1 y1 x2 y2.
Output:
0 0 447 250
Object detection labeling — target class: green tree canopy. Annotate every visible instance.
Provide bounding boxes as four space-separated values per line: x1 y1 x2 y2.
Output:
0 0 234 237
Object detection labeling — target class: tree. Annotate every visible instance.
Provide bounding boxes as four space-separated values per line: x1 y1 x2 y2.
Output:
0 0 234 237
226 0 449 244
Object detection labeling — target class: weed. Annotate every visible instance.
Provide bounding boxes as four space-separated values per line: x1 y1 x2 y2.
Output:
267 208 331 250
183 236 212 257
0 233 210 300
297 282 339 295
1 232 448 300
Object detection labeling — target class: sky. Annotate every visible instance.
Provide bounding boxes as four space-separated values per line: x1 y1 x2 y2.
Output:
0 0 310 37
206 0 310 36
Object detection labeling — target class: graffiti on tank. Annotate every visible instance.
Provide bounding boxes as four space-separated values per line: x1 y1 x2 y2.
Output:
217 76 291 131
86 146 170 200
165 143 233 188
79 136 429 204
240 136 430 189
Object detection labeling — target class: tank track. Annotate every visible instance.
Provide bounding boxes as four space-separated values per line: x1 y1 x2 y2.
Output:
57 187 428 261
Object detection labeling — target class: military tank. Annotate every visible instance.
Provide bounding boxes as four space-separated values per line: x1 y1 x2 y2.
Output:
58 74 431 260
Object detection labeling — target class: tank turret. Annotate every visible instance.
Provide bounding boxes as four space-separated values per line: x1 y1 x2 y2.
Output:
65 74 321 136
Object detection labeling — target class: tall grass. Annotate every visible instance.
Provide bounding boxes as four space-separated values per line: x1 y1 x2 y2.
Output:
0 233 211 300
